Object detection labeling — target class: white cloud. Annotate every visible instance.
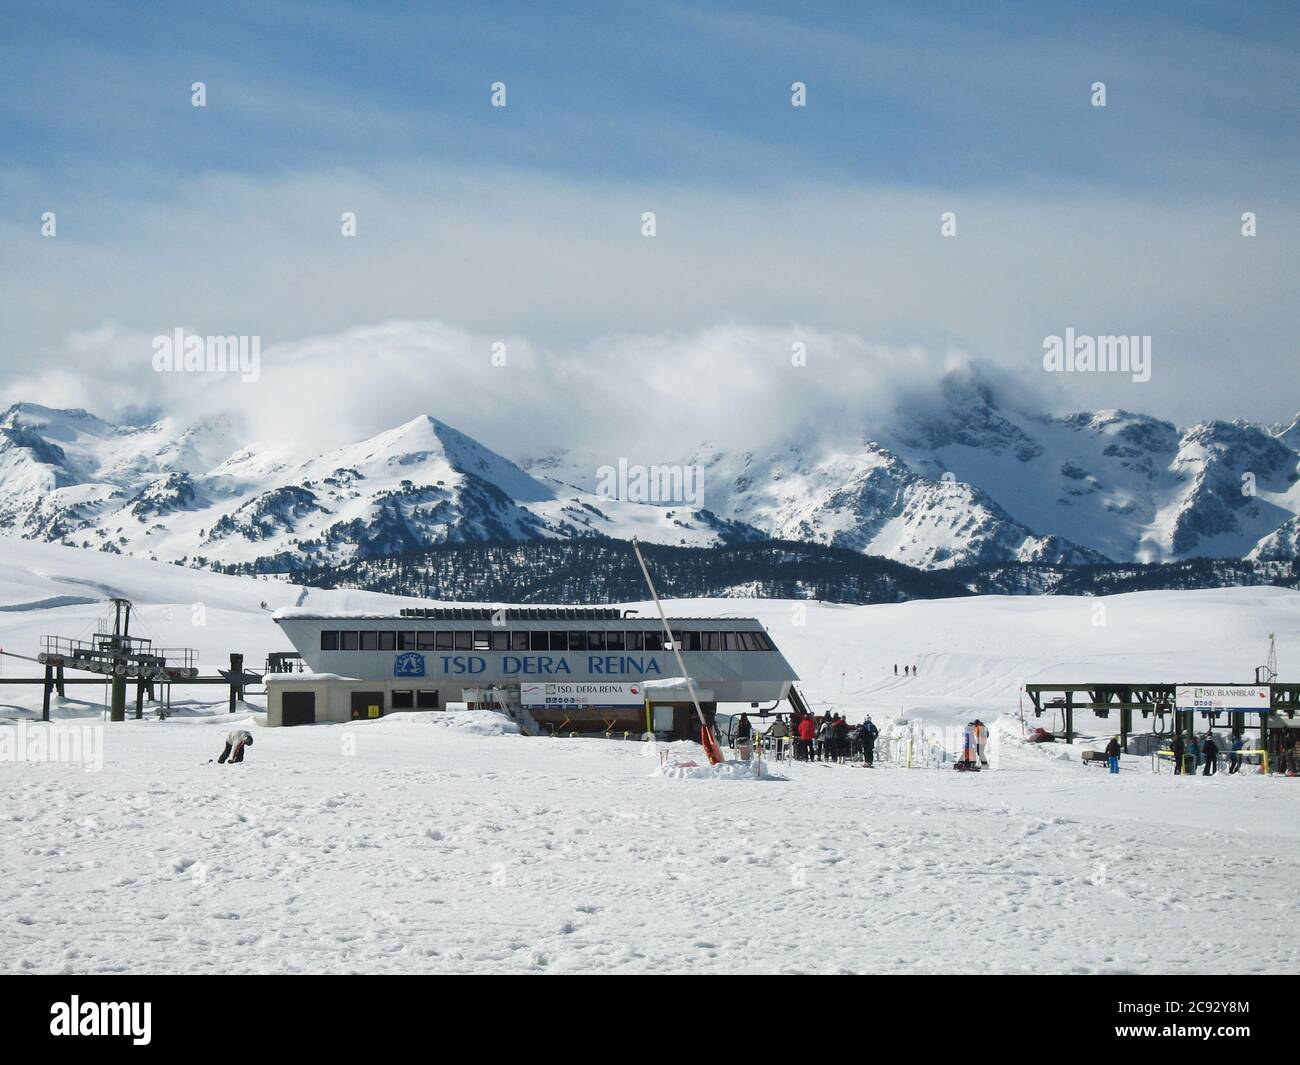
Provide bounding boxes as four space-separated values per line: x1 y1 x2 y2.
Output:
1 164 1297 444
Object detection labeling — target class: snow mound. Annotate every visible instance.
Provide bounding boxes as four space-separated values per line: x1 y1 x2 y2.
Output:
373 709 521 736
654 758 778 781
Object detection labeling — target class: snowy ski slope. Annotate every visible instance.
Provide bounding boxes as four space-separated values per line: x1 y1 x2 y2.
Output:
2 539 1299 974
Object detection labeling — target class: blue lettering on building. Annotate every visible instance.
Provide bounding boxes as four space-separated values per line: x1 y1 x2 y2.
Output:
502 656 572 676
432 654 663 677
394 652 426 678
440 655 486 675
588 655 661 675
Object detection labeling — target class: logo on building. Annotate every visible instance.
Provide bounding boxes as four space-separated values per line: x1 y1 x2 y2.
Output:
394 652 426 678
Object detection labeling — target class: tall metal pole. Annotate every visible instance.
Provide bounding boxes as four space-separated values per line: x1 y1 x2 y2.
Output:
630 536 722 764
109 598 130 722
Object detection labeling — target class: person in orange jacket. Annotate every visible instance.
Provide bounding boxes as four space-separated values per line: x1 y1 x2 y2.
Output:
797 715 817 761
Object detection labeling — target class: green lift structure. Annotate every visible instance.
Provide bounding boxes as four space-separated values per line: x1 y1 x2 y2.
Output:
1023 681 1300 751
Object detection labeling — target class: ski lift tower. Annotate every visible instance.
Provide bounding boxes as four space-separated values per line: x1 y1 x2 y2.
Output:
1256 633 1279 685
39 597 199 721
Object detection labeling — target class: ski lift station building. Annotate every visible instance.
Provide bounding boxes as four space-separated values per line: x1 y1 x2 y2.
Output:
265 607 799 738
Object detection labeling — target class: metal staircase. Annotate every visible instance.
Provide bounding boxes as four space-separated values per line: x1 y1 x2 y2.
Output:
483 687 542 737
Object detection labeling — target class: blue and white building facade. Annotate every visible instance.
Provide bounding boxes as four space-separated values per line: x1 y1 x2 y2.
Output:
265 607 799 735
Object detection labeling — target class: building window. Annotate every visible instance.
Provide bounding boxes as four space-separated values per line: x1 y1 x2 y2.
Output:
568 630 588 651
490 631 509 651
435 631 452 651
625 631 644 651
530 631 548 652
739 632 760 651
588 631 606 650
416 690 439 709
340 631 359 651
391 690 414 709
723 632 740 651
473 630 491 651
606 631 625 651
360 631 379 651
549 631 567 651
643 631 663 651
454 631 472 651
510 631 529 651
378 631 396 651
320 631 339 651
702 631 721 652
753 631 774 651
398 631 418 650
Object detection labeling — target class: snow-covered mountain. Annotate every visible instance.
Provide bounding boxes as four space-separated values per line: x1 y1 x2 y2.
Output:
0 403 757 572
528 368 1300 569
2 371 1298 574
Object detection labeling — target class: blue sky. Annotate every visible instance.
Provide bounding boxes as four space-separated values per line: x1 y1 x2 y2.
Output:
7 0 1297 193
1 0 1297 443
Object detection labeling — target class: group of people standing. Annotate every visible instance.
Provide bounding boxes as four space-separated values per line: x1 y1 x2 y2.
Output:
1169 732 1242 776
736 710 880 765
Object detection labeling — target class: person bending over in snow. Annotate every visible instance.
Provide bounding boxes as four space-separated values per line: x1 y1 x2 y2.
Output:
218 729 254 764
1105 736 1121 774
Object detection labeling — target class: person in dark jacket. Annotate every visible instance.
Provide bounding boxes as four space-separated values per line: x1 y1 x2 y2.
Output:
1105 736 1121 774
735 714 752 741
859 716 879 766
832 715 850 763
1229 734 1244 774
1171 733 1185 775
1202 734 1219 776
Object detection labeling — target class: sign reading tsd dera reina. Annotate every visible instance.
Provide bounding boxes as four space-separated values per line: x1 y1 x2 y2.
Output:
393 653 663 678
1175 685 1270 711
521 683 644 708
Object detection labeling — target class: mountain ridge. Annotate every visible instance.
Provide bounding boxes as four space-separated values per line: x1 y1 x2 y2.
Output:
2 372 1298 575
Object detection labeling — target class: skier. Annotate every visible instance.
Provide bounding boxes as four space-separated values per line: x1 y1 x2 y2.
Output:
893 663 898 676
1202 734 1219 776
1105 735 1121 774
816 714 833 761
832 714 850 763
972 718 989 767
797 714 816 761
217 729 254 764
1188 735 1202 775
1171 732 1185 775
958 722 979 771
1228 734 1244 775
903 665 909 677
859 715 879 767
734 713 753 761
767 717 789 761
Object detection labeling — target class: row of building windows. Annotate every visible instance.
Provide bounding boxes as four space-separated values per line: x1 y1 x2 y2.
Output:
391 690 440 710
319 629 775 653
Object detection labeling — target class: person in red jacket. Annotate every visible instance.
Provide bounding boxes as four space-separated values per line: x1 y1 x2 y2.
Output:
797 715 817 762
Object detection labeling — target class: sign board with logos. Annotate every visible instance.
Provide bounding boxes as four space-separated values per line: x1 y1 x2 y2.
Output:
1175 685 1270 712
521 682 644 709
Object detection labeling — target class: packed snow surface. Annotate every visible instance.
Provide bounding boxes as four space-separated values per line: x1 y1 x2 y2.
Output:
2 538 1299 974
